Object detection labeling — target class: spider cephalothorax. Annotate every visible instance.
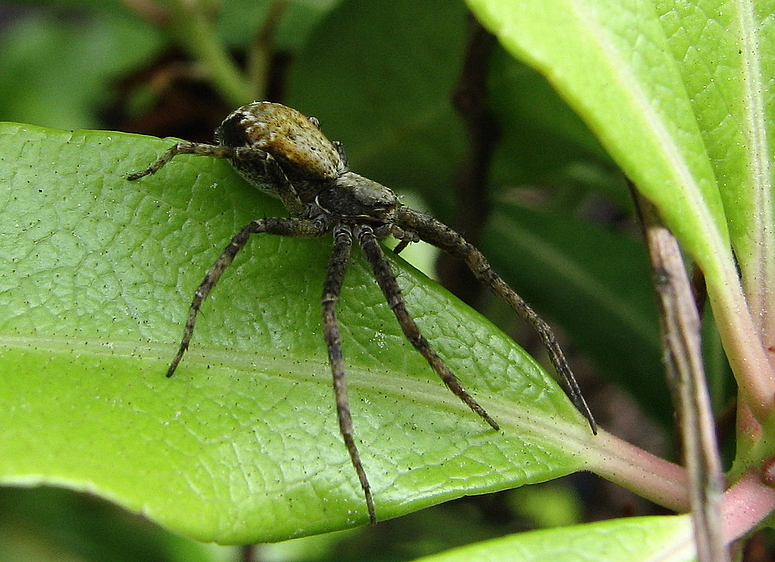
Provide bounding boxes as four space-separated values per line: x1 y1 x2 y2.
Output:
129 101 595 525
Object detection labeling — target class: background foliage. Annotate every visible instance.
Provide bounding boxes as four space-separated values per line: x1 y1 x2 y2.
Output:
0 0 767 560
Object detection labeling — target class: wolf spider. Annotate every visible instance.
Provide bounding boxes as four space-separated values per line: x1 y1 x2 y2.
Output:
128 101 595 524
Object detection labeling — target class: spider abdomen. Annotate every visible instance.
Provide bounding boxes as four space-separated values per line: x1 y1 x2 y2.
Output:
216 102 346 203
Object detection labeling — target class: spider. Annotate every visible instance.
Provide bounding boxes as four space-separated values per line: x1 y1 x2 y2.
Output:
128 101 596 524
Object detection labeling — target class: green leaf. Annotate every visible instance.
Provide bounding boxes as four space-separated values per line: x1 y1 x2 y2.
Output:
0 7 162 129
466 0 729 269
654 1 775 320
0 123 596 544
416 514 695 562
466 0 775 430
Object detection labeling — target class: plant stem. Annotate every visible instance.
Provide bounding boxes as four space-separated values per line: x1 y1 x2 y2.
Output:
170 0 253 106
584 429 689 512
636 190 727 562
722 469 775 542
245 0 288 100
709 266 775 425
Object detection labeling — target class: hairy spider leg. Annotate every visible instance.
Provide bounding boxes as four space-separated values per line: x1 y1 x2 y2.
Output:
128 141 305 215
129 142 324 376
321 224 376 524
356 225 500 431
395 208 597 434
165 217 331 378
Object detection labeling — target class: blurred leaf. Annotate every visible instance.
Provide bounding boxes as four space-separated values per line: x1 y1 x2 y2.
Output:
218 0 344 51
285 0 632 218
416 514 695 562
488 49 620 194
0 487 213 562
482 201 667 422
0 124 597 543
285 0 468 218
507 483 583 528
0 6 163 129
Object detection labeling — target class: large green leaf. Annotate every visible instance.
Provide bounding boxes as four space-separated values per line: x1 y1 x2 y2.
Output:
467 0 728 267
466 0 775 429
0 123 597 544
654 0 775 323
417 514 694 562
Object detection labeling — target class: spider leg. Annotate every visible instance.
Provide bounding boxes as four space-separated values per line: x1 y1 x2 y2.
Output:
395 208 597 433
388 226 419 255
127 142 250 180
321 223 377 524
392 240 410 254
128 143 305 215
166 216 329 378
355 224 500 432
